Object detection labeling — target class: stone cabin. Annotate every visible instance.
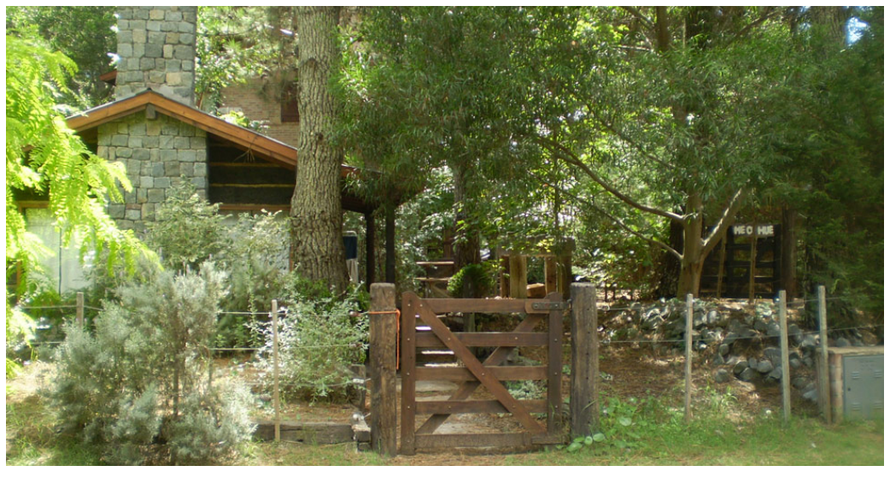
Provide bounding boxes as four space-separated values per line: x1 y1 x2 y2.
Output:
20 6 393 294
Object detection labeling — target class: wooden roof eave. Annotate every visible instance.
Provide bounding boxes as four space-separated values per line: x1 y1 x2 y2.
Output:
66 90 299 168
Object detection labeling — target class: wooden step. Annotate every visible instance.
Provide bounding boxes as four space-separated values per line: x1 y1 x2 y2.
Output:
416 261 455 267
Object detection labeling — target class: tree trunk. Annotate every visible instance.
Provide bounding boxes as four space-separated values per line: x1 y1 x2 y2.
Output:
452 163 480 271
677 192 704 298
290 6 348 291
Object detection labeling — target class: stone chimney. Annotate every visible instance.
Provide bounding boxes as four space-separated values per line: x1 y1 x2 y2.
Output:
114 6 197 105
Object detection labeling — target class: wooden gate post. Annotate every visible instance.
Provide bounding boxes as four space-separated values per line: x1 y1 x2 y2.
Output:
369 283 398 456
570 283 599 437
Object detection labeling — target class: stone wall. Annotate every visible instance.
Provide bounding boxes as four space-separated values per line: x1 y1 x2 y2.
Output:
101 112 207 233
114 6 197 105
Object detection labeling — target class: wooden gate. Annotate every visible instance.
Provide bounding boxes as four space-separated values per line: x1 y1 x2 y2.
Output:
399 291 565 454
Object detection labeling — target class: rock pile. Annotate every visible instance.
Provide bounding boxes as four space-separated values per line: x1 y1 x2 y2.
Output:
599 298 834 401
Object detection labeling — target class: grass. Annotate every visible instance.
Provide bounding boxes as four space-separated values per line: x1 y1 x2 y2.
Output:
7 382 882 467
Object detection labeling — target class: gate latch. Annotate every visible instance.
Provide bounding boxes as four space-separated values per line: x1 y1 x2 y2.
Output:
528 301 567 311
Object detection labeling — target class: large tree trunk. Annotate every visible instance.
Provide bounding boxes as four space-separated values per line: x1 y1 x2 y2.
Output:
452 163 480 271
677 192 704 298
290 6 348 291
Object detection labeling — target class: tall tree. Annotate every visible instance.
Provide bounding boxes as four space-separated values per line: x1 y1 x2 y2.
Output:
290 6 349 290
341 7 544 271
6 7 117 110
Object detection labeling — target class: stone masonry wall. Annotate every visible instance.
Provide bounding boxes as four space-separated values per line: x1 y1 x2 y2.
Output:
115 6 197 105
101 112 207 233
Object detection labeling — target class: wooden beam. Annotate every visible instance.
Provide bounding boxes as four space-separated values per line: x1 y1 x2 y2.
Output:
385 204 395 283
365 212 375 289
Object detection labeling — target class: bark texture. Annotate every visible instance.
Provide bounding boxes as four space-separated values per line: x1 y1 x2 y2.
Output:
290 6 349 290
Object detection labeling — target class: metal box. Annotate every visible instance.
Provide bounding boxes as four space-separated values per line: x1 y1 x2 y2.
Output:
844 355 884 419
828 347 884 421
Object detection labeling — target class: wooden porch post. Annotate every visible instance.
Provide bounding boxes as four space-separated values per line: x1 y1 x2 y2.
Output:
365 211 375 290
369 283 398 456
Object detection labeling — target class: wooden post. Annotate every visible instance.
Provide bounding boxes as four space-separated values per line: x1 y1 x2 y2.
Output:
76 292 84 331
272 300 280 442
365 212 375 290
370 283 397 456
544 256 558 295
748 226 758 304
778 290 792 424
715 236 727 299
685 293 693 423
570 283 599 437
508 255 528 299
817 285 831 425
499 254 510 297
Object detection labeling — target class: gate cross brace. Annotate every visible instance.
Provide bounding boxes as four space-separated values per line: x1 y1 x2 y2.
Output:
416 314 545 435
417 305 546 434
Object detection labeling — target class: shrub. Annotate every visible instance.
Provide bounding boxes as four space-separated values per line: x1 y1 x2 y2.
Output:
253 284 369 402
448 263 495 298
48 264 255 465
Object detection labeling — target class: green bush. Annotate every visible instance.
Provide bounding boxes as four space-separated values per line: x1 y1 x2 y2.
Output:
253 284 369 402
448 263 495 298
48 264 255 465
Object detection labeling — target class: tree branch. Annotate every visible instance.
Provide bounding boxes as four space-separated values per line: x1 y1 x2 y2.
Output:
701 186 748 256
531 171 683 260
589 108 680 173
536 136 685 222
728 8 781 45
621 6 654 30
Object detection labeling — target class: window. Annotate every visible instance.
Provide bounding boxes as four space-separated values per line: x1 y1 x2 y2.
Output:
280 83 299 123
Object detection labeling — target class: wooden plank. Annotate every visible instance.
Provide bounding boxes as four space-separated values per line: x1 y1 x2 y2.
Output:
415 297 546 434
416 365 547 382
254 421 354 444
219 204 289 212
570 283 599 437
420 297 529 314
416 314 544 435
415 331 547 348
209 183 295 189
547 292 563 434
416 399 548 415
369 284 398 457
399 291 418 455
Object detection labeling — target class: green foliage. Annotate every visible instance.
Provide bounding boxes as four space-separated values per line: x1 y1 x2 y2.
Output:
253 285 369 402
6 6 117 109
6 33 152 373
146 180 229 272
48 264 255 465
448 263 496 298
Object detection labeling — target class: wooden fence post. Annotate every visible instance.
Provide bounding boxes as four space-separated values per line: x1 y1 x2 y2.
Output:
370 283 398 456
685 293 693 423
76 292 84 331
570 283 599 437
272 300 280 442
778 291 792 424
817 285 831 424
